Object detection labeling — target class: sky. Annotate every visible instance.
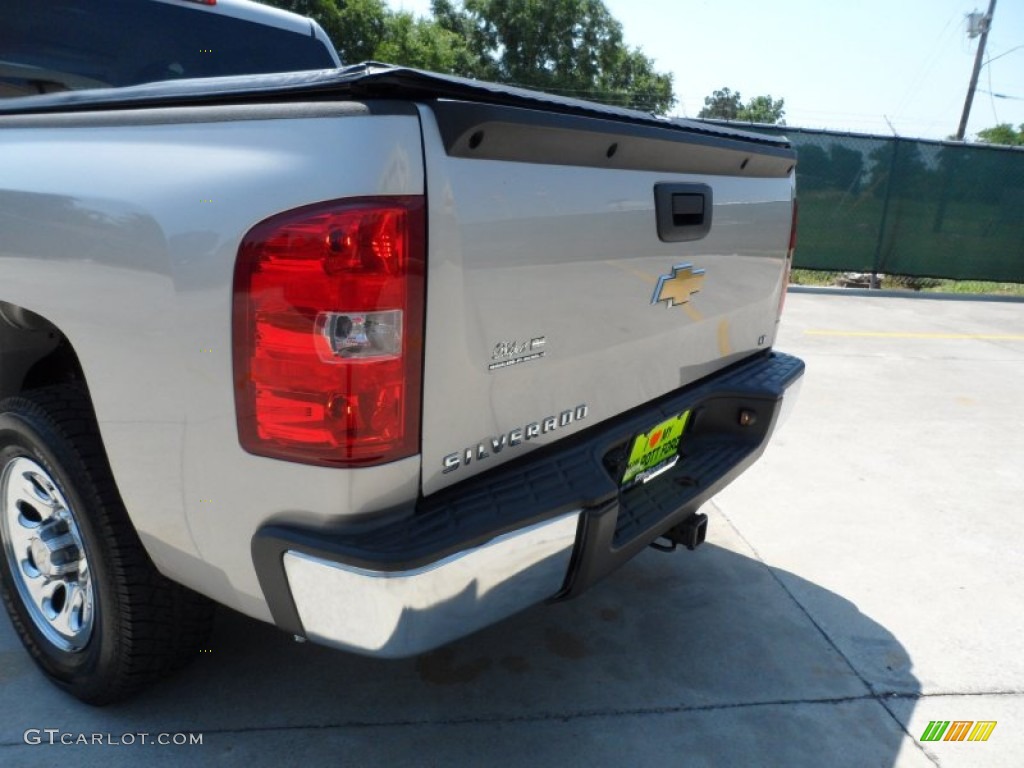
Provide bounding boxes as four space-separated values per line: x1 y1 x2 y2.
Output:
386 0 1024 141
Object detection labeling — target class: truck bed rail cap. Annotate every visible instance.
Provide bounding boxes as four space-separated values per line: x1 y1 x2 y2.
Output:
0 62 791 150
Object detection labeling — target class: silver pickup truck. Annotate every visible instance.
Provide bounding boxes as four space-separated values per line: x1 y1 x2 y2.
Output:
0 53 802 703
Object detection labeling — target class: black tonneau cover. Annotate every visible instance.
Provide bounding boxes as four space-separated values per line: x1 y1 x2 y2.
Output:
0 62 792 151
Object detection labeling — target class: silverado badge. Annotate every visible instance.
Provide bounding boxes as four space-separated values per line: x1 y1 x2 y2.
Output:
652 264 705 308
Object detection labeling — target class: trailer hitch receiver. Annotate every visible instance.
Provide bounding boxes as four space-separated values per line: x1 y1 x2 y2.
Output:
650 512 708 553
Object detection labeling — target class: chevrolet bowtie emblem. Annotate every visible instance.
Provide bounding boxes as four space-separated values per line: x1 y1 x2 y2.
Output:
652 264 705 307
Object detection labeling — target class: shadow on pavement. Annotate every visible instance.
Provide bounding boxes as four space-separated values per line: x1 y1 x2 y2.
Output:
0 540 920 766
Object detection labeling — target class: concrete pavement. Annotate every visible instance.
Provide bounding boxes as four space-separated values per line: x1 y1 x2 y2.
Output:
1 291 1022 767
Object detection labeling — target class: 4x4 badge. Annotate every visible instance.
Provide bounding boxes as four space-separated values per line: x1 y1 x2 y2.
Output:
652 264 705 308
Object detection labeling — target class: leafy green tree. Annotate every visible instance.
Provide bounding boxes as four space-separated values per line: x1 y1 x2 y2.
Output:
377 11 479 74
698 87 785 124
266 0 388 62
697 87 741 120
263 0 675 113
976 123 1024 146
606 47 676 114
432 0 674 113
741 94 785 124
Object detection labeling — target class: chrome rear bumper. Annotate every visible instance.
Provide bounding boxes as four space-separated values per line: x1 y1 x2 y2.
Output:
281 512 580 657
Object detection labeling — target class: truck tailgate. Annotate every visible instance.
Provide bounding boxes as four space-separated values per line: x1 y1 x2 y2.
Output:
418 102 795 494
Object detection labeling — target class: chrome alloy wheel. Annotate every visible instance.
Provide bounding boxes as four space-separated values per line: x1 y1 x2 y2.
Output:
1 456 94 651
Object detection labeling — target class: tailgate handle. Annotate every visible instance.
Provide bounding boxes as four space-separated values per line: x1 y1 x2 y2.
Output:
654 183 713 243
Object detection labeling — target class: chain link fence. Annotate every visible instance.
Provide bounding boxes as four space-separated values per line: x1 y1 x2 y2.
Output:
713 123 1024 282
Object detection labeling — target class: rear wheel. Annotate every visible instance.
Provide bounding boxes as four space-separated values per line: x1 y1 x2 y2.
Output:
0 386 212 705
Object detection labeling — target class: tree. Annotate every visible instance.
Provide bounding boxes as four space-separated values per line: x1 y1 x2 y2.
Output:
976 123 1024 147
697 87 741 120
741 94 786 124
266 0 388 63
377 11 479 74
263 0 675 113
698 87 785 124
433 0 675 113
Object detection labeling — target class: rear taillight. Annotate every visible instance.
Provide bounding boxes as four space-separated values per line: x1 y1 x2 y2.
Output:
778 199 797 317
233 197 425 466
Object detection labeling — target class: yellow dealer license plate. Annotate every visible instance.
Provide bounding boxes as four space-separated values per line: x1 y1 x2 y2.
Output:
621 411 691 487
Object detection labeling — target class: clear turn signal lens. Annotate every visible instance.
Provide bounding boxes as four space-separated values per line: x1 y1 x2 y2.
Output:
315 310 403 361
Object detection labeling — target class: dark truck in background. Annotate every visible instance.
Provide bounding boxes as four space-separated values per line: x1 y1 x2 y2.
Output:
0 0 339 97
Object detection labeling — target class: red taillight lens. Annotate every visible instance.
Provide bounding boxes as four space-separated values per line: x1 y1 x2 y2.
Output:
778 199 797 317
233 197 425 466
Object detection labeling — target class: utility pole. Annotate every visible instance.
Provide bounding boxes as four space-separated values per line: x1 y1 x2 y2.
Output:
955 0 997 141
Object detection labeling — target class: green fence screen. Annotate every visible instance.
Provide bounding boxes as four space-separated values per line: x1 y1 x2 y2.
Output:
736 125 1024 282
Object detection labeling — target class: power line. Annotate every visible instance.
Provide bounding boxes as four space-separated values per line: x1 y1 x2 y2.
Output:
985 43 1024 64
986 54 999 123
892 8 962 120
977 88 1024 101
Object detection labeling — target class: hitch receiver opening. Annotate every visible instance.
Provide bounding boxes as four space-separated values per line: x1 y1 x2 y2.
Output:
654 512 708 552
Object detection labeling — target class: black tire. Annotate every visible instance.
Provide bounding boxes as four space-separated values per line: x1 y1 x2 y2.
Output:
0 385 212 705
